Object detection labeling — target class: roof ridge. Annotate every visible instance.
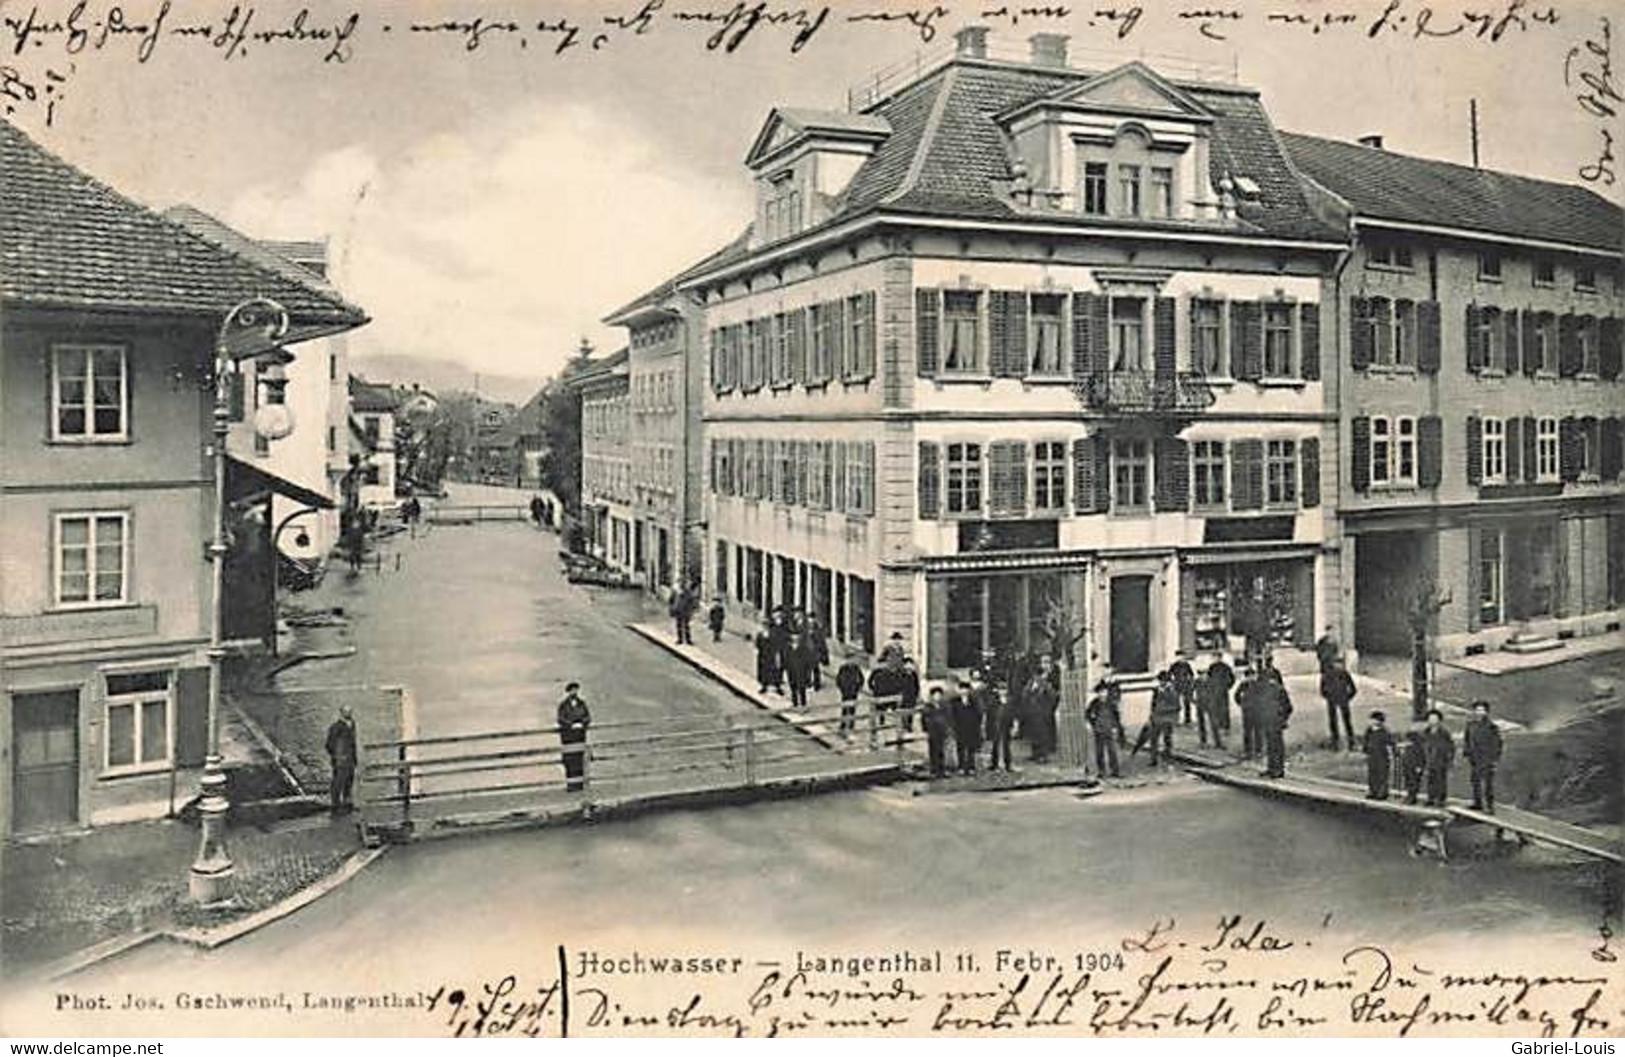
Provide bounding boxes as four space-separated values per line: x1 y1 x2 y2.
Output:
2 119 363 322
889 64 958 206
1279 129 1605 195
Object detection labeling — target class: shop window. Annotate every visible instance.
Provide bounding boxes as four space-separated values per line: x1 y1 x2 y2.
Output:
1193 572 1229 652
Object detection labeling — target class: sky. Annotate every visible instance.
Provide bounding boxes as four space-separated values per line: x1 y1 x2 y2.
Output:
7 0 1620 383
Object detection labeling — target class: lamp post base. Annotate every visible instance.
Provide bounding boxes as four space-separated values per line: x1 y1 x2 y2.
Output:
189 758 235 905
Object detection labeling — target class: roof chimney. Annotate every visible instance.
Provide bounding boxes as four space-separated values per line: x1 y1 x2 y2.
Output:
954 25 989 58
1029 32 1069 68
1357 134 1385 149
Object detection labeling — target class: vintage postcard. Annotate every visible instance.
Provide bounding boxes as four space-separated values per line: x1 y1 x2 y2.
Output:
0 0 1621 1040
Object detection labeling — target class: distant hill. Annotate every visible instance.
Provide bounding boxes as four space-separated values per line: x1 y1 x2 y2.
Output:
350 354 543 406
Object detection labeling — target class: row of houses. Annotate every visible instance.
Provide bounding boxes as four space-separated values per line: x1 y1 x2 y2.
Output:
576 28 1624 688
0 120 385 840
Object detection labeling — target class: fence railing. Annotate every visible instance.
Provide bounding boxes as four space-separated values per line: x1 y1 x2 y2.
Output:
425 504 531 523
358 695 917 839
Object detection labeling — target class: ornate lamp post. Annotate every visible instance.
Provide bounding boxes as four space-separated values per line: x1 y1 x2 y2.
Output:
190 297 294 905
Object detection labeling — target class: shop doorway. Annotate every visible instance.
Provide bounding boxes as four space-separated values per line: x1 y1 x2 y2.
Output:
1110 575 1152 674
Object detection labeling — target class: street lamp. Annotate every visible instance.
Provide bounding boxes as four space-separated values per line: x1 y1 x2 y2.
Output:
191 296 292 905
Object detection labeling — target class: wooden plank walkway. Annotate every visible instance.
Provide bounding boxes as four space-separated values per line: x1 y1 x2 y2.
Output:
1192 767 1452 823
1449 803 1622 864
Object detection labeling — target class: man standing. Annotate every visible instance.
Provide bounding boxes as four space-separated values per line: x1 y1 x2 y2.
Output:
1320 657 1358 752
1169 653 1196 726
784 629 812 712
897 657 921 733
1400 728 1427 804
1259 670 1292 779
1200 656 1235 751
1148 670 1181 767
984 676 1015 773
806 613 828 692
1085 681 1124 778
1315 625 1341 675
707 597 726 643
922 685 952 779
325 704 358 813
754 627 777 694
1026 656 1061 763
1420 708 1455 807
1236 667 1262 760
1361 710 1395 800
951 677 984 776
835 650 866 737
1463 700 1503 812
670 587 696 645
766 609 790 695
557 682 592 793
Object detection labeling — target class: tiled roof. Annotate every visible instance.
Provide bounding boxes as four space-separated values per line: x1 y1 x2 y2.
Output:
1280 132 1622 252
349 376 399 413
602 230 751 323
1 120 366 325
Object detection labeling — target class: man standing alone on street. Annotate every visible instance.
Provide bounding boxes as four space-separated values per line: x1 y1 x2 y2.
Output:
707 597 726 643
1320 657 1358 752
1361 710 1395 800
670 587 697 645
557 682 592 793
1464 700 1503 812
325 704 358 813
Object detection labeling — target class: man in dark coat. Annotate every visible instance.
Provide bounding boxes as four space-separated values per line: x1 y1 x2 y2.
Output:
806 613 829 692
1199 657 1235 750
952 677 984 775
1315 626 1341 675
835 650 866 736
1026 656 1061 763
897 658 921 733
1361 710 1396 800
1148 670 1181 766
1463 700 1504 812
784 630 813 711
707 597 726 643
1085 681 1125 778
766 609 790 694
557 682 592 793
922 685 952 778
1169 654 1196 725
984 676 1015 773
1236 668 1263 760
1320 658 1358 752
1419 708 1455 807
1259 672 1292 779
670 587 696 645
754 629 778 694
325 704 358 812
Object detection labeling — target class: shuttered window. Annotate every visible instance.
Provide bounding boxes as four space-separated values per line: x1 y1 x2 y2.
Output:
1265 439 1298 507
1111 439 1150 512
1231 439 1264 510
988 441 1029 518
1300 437 1321 508
1032 441 1067 512
1418 416 1443 489
1154 436 1189 511
1192 440 1226 509
917 442 940 519
945 442 983 516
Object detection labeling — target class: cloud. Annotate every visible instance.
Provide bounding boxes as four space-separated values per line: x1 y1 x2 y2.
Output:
226 101 749 381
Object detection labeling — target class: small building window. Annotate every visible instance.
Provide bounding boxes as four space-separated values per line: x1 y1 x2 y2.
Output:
105 671 171 773
1367 243 1413 270
1265 439 1298 506
1192 440 1226 508
945 442 983 515
1478 251 1502 281
52 345 127 441
1193 300 1224 376
1536 417 1560 480
1111 297 1146 372
1029 293 1067 375
1150 167 1174 218
1263 303 1295 377
56 511 127 607
1575 263 1597 291
1111 439 1150 512
1371 418 1391 487
1481 417 1506 483
1534 258 1556 286
1117 164 1142 218
1032 441 1067 512
1082 162 1108 216
1391 299 1417 368
942 291 983 373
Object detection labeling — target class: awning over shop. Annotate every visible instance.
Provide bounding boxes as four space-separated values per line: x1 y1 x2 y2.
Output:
1181 543 1318 567
922 549 1095 574
226 456 335 510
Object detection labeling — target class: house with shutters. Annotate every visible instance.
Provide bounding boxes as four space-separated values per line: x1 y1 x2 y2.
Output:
0 120 366 839
680 29 1345 681
1283 133 1625 663
573 347 635 571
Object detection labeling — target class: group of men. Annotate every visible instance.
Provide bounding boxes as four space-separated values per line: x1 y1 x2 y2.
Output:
914 653 1064 778
750 605 833 711
1359 701 1503 809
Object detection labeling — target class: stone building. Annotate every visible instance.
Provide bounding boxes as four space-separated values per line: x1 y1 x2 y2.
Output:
575 348 634 570
1284 133 1624 663
679 32 1345 683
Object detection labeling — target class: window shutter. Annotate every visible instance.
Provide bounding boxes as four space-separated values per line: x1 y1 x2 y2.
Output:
174 666 210 768
918 442 940 519
1503 308 1521 376
1153 436 1189 511
1560 416 1581 481
1466 416 1483 485
865 441 877 514
988 441 1029 517
1154 297 1177 380
1351 297 1374 370
1522 312 1540 376
1465 304 1482 373
226 371 246 422
915 289 939 378
709 330 722 394
1093 437 1111 511
1072 437 1098 513
1300 436 1321 508
1601 317 1623 380
1351 416 1372 493
1073 293 1108 378
1299 301 1321 381
1232 439 1263 510
989 291 1024 378
1602 417 1623 480
1559 314 1580 376
790 309 807 385
1505 416 1523 482
796 439 809 505
1417 301 1441 374
832 440 847 512
1520 416 1538 483
1418 416 1443 488
1232 301 1262 381
1179 569 1197 655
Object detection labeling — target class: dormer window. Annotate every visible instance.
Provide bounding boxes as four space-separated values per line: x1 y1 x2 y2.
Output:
762 171 802 243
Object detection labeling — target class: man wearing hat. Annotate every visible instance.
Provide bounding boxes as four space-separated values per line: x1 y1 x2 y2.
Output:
1360 709 1396 800
1085 680 1124 778
557 681 592 792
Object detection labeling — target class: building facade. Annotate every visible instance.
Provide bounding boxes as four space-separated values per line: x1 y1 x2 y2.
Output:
682 35 1345 683
0 121 365 838
605 282 709 598
349 376 400 508
576 349 634 569
1284 134 1625 663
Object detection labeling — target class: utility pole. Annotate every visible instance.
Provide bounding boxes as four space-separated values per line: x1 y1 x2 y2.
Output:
1470 98 1481 168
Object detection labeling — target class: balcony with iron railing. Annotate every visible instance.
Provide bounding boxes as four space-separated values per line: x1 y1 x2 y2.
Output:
1071 371 1218 415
